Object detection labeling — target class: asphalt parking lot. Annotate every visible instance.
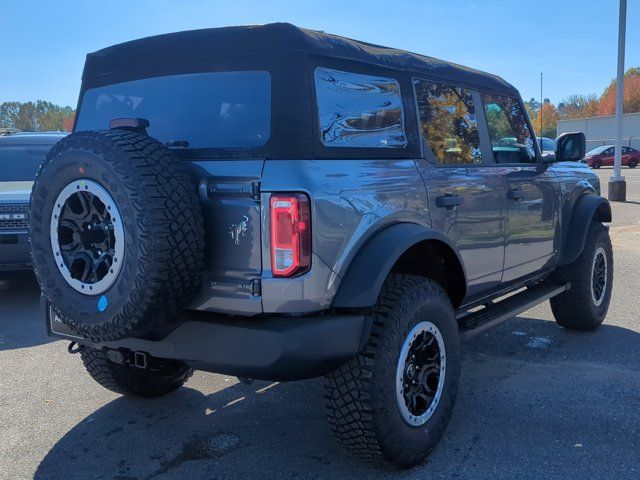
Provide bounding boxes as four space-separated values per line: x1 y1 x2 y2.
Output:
1 167 639 480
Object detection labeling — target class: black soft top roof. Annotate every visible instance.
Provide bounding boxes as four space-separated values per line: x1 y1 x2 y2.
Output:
83 23 517 95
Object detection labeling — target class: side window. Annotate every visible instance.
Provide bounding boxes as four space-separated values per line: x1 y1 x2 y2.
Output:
481 93 536 164
622 146 630 153
413 80 481 165
314 67 407 148
605 148 614 156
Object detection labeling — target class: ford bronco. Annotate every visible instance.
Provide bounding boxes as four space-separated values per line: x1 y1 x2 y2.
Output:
0 132 66 271
30 24 613 467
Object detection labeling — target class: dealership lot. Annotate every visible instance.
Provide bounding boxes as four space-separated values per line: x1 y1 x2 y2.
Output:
1 168 639 480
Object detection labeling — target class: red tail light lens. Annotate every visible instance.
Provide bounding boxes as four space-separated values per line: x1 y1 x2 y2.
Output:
270 194 311 277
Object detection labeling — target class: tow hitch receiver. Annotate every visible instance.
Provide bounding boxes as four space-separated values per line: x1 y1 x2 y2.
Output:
104 348 149 369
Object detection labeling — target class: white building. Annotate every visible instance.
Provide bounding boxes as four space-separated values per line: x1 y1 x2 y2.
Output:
557 112 640 152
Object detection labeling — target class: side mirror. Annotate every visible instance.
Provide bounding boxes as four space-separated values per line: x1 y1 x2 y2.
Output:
541 151 556 163
554 132 585 162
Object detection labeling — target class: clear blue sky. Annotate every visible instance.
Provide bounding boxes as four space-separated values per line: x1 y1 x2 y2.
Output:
2 0 638 108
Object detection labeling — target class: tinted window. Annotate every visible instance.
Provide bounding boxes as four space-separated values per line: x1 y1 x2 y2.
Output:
76 71 271 149
414 80 481 165
314 67 407 148
482 93 536 163
604 148 614 156
0 146 49 181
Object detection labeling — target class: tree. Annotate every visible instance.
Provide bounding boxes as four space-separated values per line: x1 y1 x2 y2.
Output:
524 103 537 125
558 94 600 119
15 102 37 131
0 101 75 131
529 101 559 138
63 112 75 132
525 97 540 116
597 67 640 116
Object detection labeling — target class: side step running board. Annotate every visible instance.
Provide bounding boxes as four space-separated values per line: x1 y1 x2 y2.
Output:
458 283 570 341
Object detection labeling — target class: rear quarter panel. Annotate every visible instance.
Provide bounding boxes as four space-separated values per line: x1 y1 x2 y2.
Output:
260 159 430 312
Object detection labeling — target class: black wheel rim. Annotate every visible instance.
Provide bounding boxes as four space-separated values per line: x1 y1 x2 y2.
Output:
58 191 115 282
591 247 607 306
396 321 446 426
51 179 124 295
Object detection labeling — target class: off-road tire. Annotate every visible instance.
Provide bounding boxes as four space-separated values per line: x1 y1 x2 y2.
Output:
325 275 460 468
550 222 613 330
30 130 204 342
80 347 193 398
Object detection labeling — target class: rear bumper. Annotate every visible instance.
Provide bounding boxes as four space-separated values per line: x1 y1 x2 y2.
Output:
45 297 369 381
0 230 31 270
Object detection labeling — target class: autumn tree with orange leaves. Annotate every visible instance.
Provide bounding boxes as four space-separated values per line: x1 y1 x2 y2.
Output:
597 67 640 116
525 67 640 138
529 101 560 138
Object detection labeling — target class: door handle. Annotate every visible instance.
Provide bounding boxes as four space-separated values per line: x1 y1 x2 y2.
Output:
507 188 524 201
436 194 464 210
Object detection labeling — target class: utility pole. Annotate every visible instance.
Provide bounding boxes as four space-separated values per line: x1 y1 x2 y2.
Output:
540 72 543 135
609 0 627 201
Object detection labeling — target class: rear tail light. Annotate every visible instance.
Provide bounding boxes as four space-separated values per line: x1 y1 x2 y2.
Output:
270 193 311 277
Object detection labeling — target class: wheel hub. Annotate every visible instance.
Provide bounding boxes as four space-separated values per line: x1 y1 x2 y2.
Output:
396 321 446 427
50 179 125 295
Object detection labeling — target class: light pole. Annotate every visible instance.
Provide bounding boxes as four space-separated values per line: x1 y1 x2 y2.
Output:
609 0 627 201
540 72 543 135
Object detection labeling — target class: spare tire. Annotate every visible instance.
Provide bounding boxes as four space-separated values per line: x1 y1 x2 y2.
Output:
30 129 204 342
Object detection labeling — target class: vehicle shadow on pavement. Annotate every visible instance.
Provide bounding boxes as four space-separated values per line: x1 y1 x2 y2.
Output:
0 271 54 351
34 379 378 480
34 317 640 480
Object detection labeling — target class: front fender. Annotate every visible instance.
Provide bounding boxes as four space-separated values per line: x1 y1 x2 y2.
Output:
558 194 612 266
331 223 467 308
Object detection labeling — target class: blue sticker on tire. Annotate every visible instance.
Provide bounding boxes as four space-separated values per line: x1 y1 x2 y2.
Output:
98 295 108 312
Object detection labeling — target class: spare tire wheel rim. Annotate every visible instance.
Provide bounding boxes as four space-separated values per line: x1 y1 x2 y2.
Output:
50 179 125 295
396 321 446 427
591 246 608 307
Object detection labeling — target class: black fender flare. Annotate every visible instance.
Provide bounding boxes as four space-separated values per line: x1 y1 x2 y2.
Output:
558 194 612 266
331 223 467 308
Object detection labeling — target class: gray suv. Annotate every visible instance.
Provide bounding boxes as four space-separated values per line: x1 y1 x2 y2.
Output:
0 132 66 270
31 24 613 468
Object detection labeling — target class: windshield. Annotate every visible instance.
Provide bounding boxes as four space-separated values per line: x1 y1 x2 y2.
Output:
76 71 271 150
0 146 49 182
586 146 611 155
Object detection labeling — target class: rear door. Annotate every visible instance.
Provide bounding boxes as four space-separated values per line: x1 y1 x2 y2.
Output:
413 80 505 297
186 160 264 315
479 93 560 283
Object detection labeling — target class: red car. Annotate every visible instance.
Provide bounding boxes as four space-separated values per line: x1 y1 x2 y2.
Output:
584 145 640 168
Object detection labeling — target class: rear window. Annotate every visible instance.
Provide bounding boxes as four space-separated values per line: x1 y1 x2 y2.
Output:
76 71 271 149
314 67 407 148
0 146 49 181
